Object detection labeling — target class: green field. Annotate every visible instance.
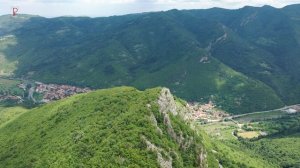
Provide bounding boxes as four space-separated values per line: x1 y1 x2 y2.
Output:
237 131 260 139
202 121 238 140
0 106 28 128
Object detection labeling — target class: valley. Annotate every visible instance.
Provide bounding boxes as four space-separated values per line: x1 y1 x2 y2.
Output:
4 5 300 113
0 3 300 168
200 104 300 167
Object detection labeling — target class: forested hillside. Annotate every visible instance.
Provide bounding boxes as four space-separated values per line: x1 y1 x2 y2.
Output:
1 5 300 113
0 87 222 167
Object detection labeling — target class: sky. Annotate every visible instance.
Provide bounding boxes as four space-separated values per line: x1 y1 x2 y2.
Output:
1 0 300 17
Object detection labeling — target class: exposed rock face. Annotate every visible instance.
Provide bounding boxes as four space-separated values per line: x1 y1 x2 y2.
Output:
158 88 178 116
143 88 209 167
158 88 193 121
149 112 163 135
198 148 208 168
154 88 208 168
142 136 173 168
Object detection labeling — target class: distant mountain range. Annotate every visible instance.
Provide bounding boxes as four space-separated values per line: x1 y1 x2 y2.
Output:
1 4 300 113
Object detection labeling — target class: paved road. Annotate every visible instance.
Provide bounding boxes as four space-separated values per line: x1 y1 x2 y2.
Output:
225 104 300 120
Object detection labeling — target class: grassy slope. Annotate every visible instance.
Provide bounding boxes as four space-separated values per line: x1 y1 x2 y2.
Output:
0 87 219 167
0 15 34 76
0 34 17 76
0 106 28 127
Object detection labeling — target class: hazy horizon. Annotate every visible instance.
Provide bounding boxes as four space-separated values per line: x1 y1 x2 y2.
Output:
1 0 300 18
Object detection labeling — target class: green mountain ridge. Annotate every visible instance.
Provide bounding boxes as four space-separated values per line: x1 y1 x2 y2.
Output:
0 87 298 167
1 4 300 113
0 87 220 167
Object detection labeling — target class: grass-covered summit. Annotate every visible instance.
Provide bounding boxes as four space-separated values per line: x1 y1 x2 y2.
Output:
0 87 220 167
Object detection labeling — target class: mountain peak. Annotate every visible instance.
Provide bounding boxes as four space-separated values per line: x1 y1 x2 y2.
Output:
0 86 219 167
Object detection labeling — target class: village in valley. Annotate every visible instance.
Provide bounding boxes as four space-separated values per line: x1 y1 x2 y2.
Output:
1 77 300 128
0 77 91 105
187 101 229 122
18 82 91 103
33 82 91 103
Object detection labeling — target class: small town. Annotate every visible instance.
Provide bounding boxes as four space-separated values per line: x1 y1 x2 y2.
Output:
187 101 229 122
34 82 91 103
0 79 91 104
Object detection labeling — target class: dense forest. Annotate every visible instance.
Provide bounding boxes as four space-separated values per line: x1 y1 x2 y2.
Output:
1 4 300 113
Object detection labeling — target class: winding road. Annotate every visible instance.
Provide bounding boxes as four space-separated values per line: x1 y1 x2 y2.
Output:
28 86 36 103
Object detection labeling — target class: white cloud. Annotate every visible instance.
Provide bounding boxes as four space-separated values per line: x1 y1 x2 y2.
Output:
0 0 300 17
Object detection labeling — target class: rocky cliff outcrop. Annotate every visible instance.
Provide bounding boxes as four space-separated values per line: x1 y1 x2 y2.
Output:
144 88 209 168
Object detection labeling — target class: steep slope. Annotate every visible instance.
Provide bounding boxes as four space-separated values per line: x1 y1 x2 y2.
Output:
0 106 27 127
187 5 300 104
0 8 291 113
0 87 220 167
